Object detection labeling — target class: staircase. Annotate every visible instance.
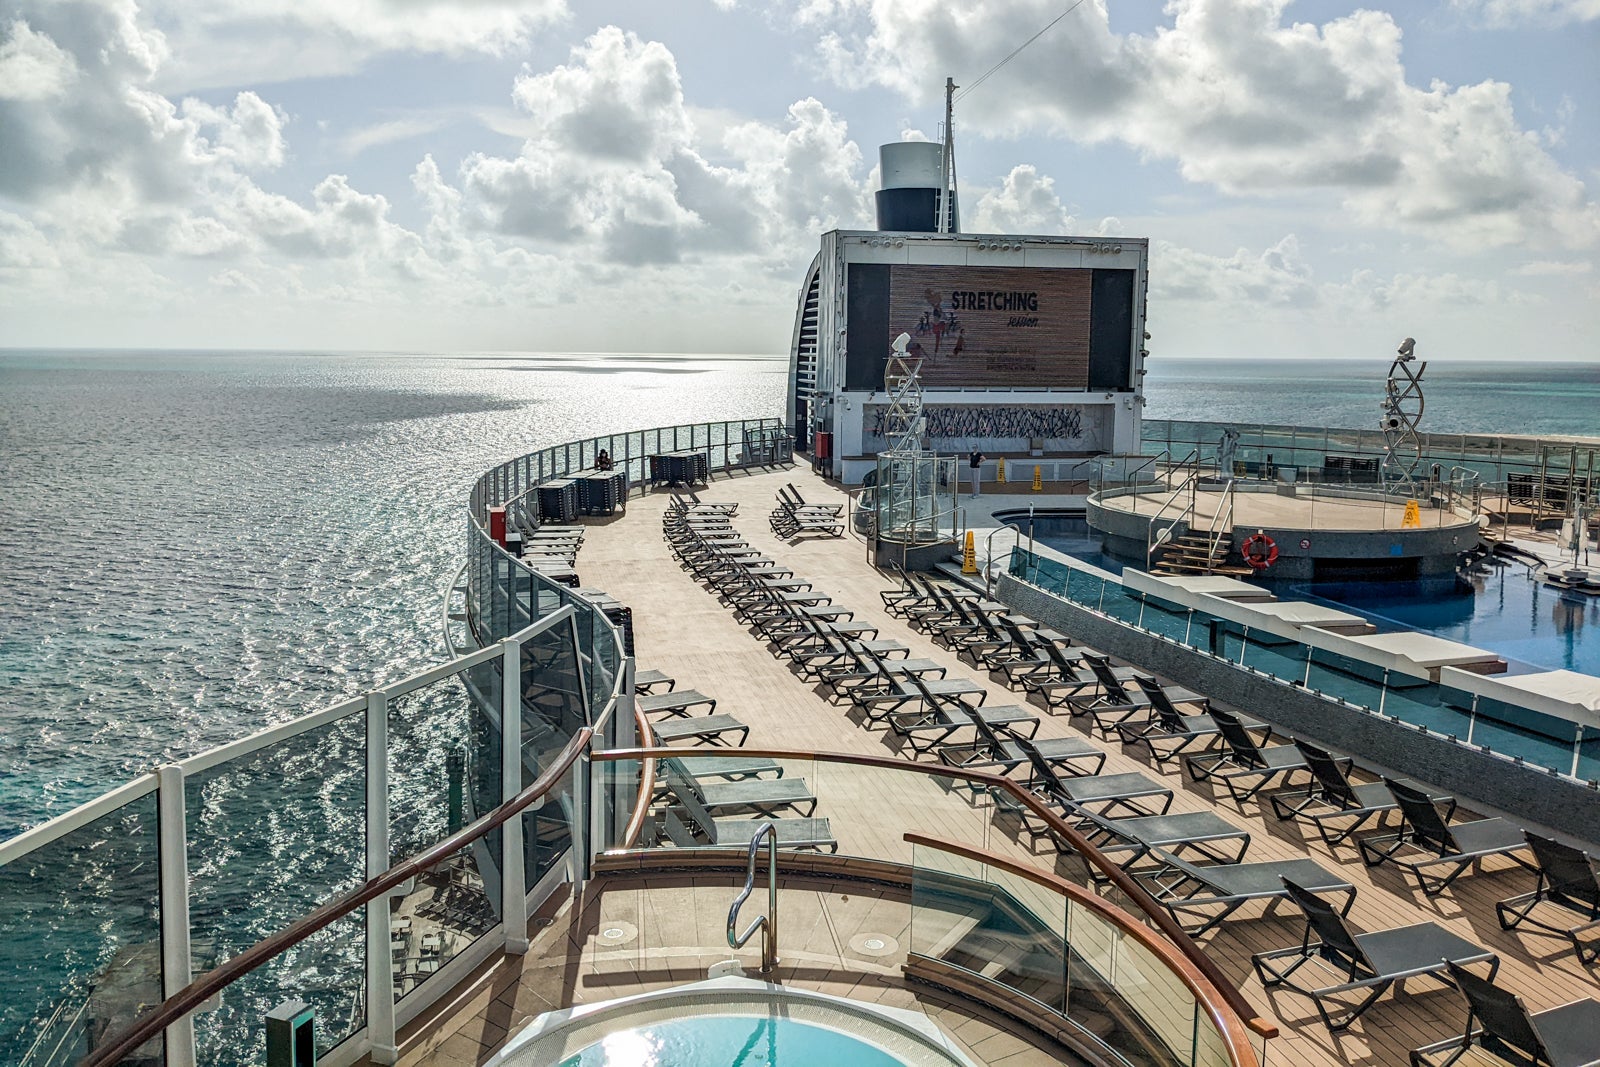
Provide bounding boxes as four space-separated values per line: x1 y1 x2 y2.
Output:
1151 530 1251 577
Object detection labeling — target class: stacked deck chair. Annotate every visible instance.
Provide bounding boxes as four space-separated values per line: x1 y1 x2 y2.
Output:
1184 709 1318 803
1410 961 1600 1067
1358 779 1536 896
1133 850 1357 937
1269 740 1450 848
1494 833 1600 962
770 487 842 538
1253 878 1498 1032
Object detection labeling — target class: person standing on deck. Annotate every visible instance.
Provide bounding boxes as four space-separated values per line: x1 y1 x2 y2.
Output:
968 449 984 498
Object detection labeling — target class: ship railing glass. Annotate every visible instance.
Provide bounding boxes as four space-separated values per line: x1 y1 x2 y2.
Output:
1007 548 1600 780
590 747 1274 1067
0 599 629 1067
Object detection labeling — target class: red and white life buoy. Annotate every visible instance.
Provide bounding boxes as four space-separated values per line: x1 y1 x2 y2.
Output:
1241 532 1279 570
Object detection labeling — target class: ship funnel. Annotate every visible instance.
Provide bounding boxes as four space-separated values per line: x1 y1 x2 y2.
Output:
875 142 957 233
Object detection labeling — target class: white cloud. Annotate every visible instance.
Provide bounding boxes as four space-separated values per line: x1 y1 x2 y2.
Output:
339 116 452 158
1450 0 1600 26
969 164 1075 234
799 0 1600 249
0 18 76 100
1510 258 1593 275
460 27 873 267
142 0 569 89
1153 235 1316 308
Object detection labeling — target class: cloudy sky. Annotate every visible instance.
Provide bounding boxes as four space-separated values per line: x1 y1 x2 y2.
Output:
1 0 1596 361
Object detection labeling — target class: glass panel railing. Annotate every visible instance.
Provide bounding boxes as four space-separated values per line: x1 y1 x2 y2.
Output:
524 759 578 893
0 787 162 1067
908 840 1242 1067
387 669 502 999
186 708 366 1064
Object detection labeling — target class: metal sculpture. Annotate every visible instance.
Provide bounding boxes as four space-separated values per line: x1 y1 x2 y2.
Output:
1380 337 1427 493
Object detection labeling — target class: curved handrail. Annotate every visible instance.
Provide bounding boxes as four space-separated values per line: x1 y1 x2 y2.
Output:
904 832 1262 1067
80 727 596 1067
589 745 1278 1043
617 701 657 849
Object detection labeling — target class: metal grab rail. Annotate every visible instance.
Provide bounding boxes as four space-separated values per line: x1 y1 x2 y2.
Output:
1144 447 1201 563
79 727 595 1067
726 824 780 975
1203 477 1238 569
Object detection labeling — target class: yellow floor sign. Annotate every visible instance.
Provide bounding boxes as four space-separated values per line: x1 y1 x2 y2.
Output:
1402 499 1421 528
962 530 977 574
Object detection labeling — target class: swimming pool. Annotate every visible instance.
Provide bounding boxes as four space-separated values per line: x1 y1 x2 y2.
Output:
1010 511 1598 676
493 976 979 1067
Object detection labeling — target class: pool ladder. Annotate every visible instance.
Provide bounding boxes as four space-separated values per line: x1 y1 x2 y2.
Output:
727 823 780 975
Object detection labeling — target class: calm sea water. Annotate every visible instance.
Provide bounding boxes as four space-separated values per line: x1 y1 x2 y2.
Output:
0 352 1594 840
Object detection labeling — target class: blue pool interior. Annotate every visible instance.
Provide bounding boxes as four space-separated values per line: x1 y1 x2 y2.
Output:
1005 513 1600 779
557 1014 912 1066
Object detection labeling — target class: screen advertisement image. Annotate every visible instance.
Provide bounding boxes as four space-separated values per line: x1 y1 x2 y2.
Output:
894 264 1089 388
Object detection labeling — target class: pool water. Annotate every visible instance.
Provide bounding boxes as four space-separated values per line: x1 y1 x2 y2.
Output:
1020 514 1598 676
559 1014 910 1066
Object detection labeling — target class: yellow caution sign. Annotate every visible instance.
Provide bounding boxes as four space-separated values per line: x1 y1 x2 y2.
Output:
962 530 978 574
997 457 1006 484
1402 499 1421 528
1032 465 1043 492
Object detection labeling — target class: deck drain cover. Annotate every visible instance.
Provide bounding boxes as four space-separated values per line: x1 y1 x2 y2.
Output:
849 933 899 957
595 921 638 947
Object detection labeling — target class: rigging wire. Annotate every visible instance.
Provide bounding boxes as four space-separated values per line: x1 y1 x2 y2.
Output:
953 0 1090 104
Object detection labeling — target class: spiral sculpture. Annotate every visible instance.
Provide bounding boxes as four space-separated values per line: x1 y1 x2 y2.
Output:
1380 337 1427 493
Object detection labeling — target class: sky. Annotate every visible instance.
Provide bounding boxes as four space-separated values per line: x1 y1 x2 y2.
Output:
0 0 1597 362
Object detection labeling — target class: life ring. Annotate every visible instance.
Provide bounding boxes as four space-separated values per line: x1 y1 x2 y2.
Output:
1241 532 1279 570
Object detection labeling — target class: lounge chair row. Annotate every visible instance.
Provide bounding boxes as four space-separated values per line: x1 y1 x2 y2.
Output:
769 483 843 538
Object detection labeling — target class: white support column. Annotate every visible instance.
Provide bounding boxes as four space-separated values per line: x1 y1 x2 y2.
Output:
501 637 529 954
156 764 197 1067
365 691 397 1065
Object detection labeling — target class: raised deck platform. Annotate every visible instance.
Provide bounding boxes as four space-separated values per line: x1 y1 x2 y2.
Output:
1091 482 1483 580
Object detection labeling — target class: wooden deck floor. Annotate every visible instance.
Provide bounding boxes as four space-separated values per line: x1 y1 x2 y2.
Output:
417 463 1598 1067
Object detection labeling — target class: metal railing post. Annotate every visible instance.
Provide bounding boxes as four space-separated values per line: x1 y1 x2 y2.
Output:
364 690 397 1064
727 824 780 974
501 638 528 953
156 765 197 1067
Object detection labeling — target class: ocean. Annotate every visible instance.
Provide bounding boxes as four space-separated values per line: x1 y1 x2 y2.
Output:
0 351 1595 840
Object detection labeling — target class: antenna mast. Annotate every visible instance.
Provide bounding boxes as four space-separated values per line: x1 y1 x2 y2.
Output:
938 76 958 234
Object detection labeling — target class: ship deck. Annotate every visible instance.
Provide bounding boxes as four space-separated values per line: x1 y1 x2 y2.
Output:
395 463 1596 1067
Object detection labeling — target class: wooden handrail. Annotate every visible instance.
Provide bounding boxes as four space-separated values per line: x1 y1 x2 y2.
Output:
904 832 1262 1067
592 745 1277 1043
81 727 595 1067
618 701 657 849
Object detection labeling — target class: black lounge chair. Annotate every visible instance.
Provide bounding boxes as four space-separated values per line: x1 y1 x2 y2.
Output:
1074 807 1253 871
817 646 945 700
1252 878 1498 1032
1494 832 1600 962
673 755 782 781
849 649 986 720
636 689 716 717
785 483 843 516
1410 960 1600 1067
1114 674 1232 764
1269 740 1451 847
1071 655 1207 735
649 713 749 747
663 758 816 818
935 709 1105 777
1184 709 1316 803
633 669 675 694
885 674 1037 755
1137 853 1357 936
879 563 925 614
1358 779 1535 896
664 807 836 853
1018 742 1174 821
1020 643 1138 711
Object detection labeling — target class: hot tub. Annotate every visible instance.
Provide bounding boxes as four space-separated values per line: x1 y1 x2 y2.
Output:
488 975 980 1066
